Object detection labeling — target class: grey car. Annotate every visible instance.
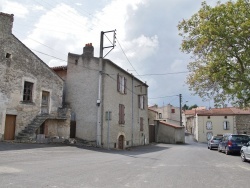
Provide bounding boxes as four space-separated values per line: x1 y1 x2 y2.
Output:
240 141 250 162
208 135 223 150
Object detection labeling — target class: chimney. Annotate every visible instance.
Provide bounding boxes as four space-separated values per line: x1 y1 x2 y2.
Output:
83 43 94 57
0 12 14 37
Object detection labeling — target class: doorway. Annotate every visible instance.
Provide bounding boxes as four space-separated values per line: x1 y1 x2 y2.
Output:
118 135 124 149
4 115 16 140
41 91 50 114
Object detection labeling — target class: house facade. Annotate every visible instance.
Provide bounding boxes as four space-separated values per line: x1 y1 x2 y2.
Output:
54 43 149 149
149 104 181 126
185 107 250 142
0 12 70 141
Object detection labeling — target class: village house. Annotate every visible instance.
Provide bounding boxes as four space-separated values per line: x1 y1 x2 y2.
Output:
0 12 70 142
183 107 250 142
148 104 185 144
53 43 149 149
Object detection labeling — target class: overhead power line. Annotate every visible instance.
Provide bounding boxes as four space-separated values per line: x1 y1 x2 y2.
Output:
149 95 179 99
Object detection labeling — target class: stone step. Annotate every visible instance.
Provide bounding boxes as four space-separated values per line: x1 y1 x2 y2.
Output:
17 114 49 142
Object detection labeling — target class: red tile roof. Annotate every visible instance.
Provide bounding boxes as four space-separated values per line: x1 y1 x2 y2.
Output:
196 107 250 116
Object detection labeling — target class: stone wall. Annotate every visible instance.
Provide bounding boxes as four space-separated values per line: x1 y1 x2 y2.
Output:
0 12 64 140
155 121 185 144
235 115 250 134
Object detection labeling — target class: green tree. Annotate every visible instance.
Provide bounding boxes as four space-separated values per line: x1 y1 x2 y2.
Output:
188 104 198 110
182 104 189 110
178 0 250 108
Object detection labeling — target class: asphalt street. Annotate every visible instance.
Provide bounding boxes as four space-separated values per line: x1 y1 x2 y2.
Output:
0 136 249 188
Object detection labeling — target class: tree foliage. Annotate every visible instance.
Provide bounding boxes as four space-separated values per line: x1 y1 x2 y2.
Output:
188 104 198 110
178 0 250 108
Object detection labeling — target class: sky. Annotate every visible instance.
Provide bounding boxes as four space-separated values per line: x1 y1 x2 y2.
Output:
0 0 227 108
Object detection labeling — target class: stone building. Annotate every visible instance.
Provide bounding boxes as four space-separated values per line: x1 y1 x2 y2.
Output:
0 12 70 141
53 43 149 149
148 106 185 144
149 104 181 126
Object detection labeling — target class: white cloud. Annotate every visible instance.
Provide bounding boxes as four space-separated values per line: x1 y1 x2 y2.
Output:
1 1 29 18
31 5 45 11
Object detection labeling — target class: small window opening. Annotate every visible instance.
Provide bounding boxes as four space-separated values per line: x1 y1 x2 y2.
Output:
126 141 129 146
224 116 227 119
75 59 78 64
114 143 116 148
6 53 11 58
208 116 210 119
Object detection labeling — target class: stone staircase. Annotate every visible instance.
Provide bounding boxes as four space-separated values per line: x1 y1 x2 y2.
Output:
15 114 49 142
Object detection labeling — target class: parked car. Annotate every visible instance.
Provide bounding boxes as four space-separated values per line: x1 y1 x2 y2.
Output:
218 134 249 155
208 135 223 150
240 141 250 162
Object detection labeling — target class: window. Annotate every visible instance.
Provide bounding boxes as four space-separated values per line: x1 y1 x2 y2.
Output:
140 117 144 131
206 121 212 130
117 74 127 94
207 116 210 119
23 81 33 102
138 95 145 109
223 121 230 130
171 109 175 113
6 53 11 58
119 104 125 124
206 132 213 141
159 113 162 119
224 116 227 119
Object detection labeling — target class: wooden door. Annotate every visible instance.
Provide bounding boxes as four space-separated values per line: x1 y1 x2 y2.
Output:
41 91 50 114
4 115 16 140
149 125 155 143
70 121 76 138
118 135 124 149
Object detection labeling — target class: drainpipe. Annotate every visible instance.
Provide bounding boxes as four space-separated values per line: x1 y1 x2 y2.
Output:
132 76 134 146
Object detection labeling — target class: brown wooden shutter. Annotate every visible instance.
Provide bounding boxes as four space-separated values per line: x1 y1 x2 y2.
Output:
138 95 140 108
140 117 143 131
117 74 120 92
122 104 125 124
119 104 121 124
142 96 145 109
124 77 127 94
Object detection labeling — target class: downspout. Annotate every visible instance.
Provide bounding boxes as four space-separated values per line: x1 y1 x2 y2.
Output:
132 76 134 146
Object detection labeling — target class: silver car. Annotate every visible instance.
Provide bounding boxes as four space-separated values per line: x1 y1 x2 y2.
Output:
240 141 250 162
208 135 223 150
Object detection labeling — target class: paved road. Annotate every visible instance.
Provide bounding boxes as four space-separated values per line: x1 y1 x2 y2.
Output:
0 136 249 188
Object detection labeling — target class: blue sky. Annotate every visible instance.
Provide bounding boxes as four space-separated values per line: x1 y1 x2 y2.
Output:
0 0 227 108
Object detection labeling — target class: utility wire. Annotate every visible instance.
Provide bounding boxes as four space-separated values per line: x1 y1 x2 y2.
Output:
116 38 142 80
149 95 179 99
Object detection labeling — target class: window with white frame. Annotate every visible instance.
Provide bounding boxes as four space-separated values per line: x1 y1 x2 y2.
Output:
117 74 127 94
138 95 145 109
223 121 230 130
206 121 212 130
159 113 162 119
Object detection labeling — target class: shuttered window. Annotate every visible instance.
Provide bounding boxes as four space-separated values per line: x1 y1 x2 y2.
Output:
223 121 230 130
117 74 127 94
119 104 125 124
138 95 145 109
140 117 144 131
